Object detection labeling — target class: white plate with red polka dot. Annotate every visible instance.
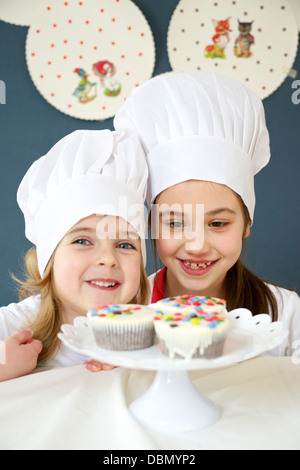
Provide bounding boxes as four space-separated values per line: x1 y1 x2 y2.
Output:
167 0 298 100
26 0 155 120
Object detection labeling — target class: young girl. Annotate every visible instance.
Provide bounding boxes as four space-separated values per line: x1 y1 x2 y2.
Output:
0 129 149 381
114 71 300 357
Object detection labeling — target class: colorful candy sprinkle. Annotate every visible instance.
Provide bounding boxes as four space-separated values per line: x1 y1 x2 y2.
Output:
153 308 226 329
89 304 144 318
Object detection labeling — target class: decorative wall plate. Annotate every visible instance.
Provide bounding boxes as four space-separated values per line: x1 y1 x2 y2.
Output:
0 0 48 26
26 0 155 120
167 0 299 100
289 0 300 31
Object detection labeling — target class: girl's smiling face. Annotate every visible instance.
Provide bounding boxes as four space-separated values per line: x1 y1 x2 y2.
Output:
52 214 141 323
155 180 250 298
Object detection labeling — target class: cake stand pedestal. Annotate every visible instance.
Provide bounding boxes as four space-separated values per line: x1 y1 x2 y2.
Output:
58 309 288 433
129 369 219 433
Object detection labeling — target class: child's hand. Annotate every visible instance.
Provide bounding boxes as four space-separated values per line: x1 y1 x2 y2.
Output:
85 359 117 373
0 329 43 382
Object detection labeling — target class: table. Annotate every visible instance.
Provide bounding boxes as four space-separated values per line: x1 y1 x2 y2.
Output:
0 356 299 450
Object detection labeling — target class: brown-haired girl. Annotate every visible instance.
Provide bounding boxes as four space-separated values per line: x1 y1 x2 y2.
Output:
0 129 149 381
114 71 300 357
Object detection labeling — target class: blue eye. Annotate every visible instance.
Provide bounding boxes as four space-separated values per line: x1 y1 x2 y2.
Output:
168 221 184 228
74 238 91 245
118 242 135 250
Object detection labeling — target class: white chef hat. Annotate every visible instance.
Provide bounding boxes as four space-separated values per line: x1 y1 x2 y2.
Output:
17 129 148 276
114 71 271 221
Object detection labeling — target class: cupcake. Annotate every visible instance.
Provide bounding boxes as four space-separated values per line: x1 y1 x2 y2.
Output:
153 296 231 360
87 304 155 351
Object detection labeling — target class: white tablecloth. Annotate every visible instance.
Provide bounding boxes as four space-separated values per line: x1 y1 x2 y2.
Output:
0 356 299 450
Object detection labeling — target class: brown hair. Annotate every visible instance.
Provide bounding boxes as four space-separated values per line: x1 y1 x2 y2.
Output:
223 201 279 320
149 194 279 321
14 247 150 363
223 260 278 320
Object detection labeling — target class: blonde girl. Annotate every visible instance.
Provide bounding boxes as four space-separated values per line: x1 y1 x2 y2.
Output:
0 129 149 380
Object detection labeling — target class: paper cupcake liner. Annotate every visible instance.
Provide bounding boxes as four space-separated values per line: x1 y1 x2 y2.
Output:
91 322 154 351
157 329 229 360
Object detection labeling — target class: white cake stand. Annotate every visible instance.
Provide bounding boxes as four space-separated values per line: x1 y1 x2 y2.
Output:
58 309 288 433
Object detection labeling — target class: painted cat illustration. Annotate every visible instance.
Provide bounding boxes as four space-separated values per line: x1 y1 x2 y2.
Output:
234 21 255 58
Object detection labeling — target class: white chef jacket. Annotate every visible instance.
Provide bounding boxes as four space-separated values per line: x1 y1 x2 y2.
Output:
148 268 300 357
0 296 91 367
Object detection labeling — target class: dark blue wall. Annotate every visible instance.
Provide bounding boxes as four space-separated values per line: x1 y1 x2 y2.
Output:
0 0 299 307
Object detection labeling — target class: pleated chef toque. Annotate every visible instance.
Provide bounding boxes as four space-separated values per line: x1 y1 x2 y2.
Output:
114 71 271 221
17 129 148 275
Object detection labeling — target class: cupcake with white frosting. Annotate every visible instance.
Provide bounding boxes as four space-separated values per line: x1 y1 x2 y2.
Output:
87 304 155 351
153 296 231 360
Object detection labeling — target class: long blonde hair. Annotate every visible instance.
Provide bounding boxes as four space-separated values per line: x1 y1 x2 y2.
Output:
15 247 150 363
